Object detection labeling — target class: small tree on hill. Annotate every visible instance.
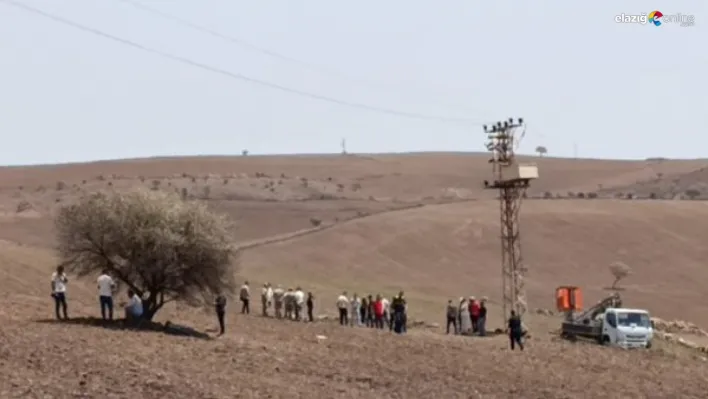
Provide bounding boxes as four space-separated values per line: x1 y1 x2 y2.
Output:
685 189 700 200
609 261 631 290
535 146 548 157
55 190 238 321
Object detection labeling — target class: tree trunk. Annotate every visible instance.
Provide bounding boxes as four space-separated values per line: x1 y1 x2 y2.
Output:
611 277 620 290
141 291 165 321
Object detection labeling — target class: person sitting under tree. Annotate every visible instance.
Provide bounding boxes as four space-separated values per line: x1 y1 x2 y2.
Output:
123 289 143 323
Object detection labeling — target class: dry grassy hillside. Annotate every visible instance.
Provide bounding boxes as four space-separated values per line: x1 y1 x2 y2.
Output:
2 153 708 398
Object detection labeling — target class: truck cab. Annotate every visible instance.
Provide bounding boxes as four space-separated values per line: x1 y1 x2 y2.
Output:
600 308 653 348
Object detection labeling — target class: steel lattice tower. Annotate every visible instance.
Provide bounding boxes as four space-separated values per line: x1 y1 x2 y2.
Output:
483 118 537 323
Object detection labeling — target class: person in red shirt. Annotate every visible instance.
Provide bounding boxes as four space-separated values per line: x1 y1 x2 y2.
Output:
373 294 385 329
469 297 481 333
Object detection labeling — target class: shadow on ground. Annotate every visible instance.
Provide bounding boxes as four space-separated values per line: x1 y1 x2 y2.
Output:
34 317 212 340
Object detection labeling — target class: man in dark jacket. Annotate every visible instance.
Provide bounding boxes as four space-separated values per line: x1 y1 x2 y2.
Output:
508 310 524 350
215 293 227 336
391 291 407 333
446 300 457 334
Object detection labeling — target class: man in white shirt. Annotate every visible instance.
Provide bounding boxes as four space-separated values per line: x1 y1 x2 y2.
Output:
261 283 273 317
336 291 350 326
97 269 117 321
124 289 143 321
51 265 69 320
293 287 305 321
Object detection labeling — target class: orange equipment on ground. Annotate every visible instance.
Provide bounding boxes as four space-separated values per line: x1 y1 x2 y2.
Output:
555 286 583 312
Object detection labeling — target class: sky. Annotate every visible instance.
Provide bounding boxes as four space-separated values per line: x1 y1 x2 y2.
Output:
1 0 706 165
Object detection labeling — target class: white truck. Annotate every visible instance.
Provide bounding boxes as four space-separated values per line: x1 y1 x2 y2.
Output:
558 288 654 349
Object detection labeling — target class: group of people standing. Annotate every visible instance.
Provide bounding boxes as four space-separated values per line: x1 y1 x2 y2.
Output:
335 291 408 334
446 296 488 336
50 265 146 323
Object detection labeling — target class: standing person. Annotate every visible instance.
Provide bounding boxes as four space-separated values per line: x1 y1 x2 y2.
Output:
294 287 305 321
215 292 227 336
381 295 391 331
273 285 285 319
359 296 368 327
508 310 524 351
336 291 349 326
306 292 315 322
391 291 407 332
478 297 488 336
469 297 480 333
239 281 250 314
373 295 385 329
366 295 375 328
459 297 471 335
261 283 271 317
284 288 294 319
97 269 116 321
51 265 69 320
350 294 361 327
446 300 457 334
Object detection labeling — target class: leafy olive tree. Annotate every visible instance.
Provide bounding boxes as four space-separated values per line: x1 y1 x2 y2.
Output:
55 189 238 321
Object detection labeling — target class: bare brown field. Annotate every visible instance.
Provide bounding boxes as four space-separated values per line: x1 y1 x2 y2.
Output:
1 153 708 398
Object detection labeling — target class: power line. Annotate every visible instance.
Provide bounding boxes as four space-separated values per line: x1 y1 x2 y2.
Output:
2 0 484 124
113 0 485 113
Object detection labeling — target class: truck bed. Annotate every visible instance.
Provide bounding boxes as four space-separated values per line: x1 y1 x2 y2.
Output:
561 321 602 339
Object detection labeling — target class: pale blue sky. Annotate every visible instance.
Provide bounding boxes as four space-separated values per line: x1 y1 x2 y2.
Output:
1 0 705 165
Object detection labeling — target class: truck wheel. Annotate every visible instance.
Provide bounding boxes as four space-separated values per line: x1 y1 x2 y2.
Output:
646 341 652 349
601 335 610 345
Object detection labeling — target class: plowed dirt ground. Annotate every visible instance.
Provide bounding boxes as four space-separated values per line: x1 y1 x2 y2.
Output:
1 153 708 398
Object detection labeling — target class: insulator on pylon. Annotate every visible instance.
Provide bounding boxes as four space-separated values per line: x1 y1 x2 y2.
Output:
503 121 509 128
508 117 514 124
483 125 488 132
518 117 524 124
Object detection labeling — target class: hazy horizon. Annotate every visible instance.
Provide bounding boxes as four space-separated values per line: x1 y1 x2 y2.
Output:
1 0 705 165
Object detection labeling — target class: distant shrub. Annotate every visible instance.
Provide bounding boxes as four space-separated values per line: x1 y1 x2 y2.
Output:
191 177 197 183
139 176 145 183
649 192 657 199
82 180 87 185
614 192 624 199
180 187 188 201
97 175 105 181
543 191 552 199
223 178 229 185
16 200 32 213
281 173 286 179
587 192 598 199
203 186 211 199
107 181 113 187
56 181 66 191
685 189 701 200
577 192 586 199
151 180 161 190
337 184 345 192
18 185 23 191
351 183 362 191
626 193 634 200
567 191 575 198
309 217 322 227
